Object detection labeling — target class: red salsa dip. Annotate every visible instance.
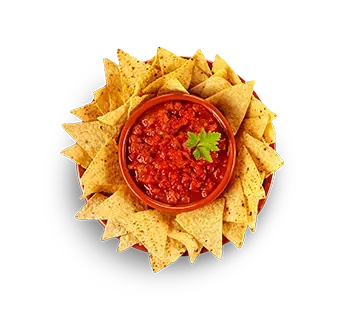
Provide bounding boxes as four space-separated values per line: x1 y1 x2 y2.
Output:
127 100 228 205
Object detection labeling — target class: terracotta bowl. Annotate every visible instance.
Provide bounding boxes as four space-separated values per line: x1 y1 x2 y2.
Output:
118 93 236 213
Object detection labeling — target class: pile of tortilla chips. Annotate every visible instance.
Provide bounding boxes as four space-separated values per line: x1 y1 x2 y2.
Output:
61 48 283 272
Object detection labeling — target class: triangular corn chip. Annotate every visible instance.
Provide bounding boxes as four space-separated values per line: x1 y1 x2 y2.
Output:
223 222 247 248
223 177 248 224
118 233 139 252
149 238 186 273
103 58 124 111
243 132 283 176
98 101 129 126
127 94 153 116
263 121 276 145
61 144 92 169
62 121 119 159
239 113 270 140
115 209 169 259
190 49 212 87
157 47 186 75
94 86 110 114
246 96 277 120
71 101 102 122
206 81 255 135
75 193 108 220
117 49 157 101
142 58 195 95
190 69 231 98
168 220 202 263
80 136 125 197
176 198 225 259
101 220 127 240
212 54 241 85
157 78 189 96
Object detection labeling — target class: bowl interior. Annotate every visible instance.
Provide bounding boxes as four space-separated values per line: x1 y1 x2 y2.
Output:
118 93 236 213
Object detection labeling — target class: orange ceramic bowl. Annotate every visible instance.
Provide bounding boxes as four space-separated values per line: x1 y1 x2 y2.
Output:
118 93 236 213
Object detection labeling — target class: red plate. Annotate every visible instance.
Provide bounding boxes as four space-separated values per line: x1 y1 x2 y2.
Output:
76 58 276 254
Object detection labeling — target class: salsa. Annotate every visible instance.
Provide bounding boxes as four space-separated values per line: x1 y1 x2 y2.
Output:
127 100 228 205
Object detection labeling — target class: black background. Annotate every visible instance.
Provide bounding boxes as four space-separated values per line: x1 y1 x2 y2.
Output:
33 56 344 303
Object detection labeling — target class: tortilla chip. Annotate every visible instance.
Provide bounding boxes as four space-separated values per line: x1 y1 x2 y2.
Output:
176 198 225 259
190 49 212 87
235 146 266 231
206 81 255 135
168 220 202 263
190 71 231 98
213 55 242 85
243 132 284 176
240 113 270 140
75 193 108 220
142 58 195 95
61 143 92 168
157 78 189 96
263 121 276 145
223 222 247 248
103 58 124 111
94 86 110 114
146 55 156 66
149 238 186 272
128 94 153 116
98 101 129 126
62 121 119 159
117 49 156 101
70 101 102 122
246 96 277 120
157 47 186 75
118 233 139 252
223 177 248 224
102 220 127 240
80 136 125 197
115 209 169 259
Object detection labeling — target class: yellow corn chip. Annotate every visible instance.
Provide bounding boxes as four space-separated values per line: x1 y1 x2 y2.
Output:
98 101 129 126
80 136 125 198
118 233 139 252
190 49 212 87
243 132 284 177
246 96 277 120
223 177 248 224
168 220 202 263
176 198 225 259
94 86 110 114
127 94 153 116
117 49 157 101
103 58 124 111
149 238 186 273
116 209 169 259
240 113 270 140
62 121 119 159
70 101 102 122
263 121 276 145
223 222 247 248
157 47 186 75
212 54 241 85
75 193 108 220
102 220 127 240
157 78 189 96
143 58 195 95
61 144 92 168
206 81 255 135
190 70 231 98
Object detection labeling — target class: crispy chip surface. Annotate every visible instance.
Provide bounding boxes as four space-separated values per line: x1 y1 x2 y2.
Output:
75 193 108 220
223 222 247 248
176 198 225 259
61 144 92 168
212 54 241 85
157 47 186 75
157 78 189 96
71 101 102 122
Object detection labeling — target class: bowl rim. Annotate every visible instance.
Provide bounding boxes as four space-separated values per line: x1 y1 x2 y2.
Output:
118 93 236 213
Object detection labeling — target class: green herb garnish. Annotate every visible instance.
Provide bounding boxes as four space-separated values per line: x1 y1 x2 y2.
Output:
186 128 221 162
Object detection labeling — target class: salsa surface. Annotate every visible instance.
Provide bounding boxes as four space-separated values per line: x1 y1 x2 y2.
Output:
127 100 228 205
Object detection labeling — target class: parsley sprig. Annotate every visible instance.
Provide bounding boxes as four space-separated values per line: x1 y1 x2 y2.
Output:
186 128 221 162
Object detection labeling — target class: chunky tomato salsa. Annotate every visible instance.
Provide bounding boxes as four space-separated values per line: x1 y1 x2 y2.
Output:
127 100 228 205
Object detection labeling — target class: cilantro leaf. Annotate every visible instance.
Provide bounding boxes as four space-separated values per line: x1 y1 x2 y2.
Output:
186 128 221 162
186 132 200 148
